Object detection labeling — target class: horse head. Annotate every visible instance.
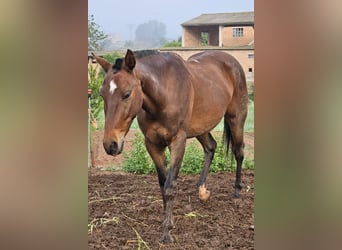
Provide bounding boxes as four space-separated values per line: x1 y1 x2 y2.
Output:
92 50 143 156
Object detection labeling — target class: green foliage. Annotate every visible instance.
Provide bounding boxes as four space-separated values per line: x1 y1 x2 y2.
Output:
201 32 209 46
88 64 104 122
244 101 254 132
122 132 155 174
248 91 254 101
103 51 123 63
88 15 108 51
243 158 254 169
180 142 203 174
98 51 123 78
211 139 236 173
163 40 182 47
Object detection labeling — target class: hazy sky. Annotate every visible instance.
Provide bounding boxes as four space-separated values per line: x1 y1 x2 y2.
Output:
88 0 254 40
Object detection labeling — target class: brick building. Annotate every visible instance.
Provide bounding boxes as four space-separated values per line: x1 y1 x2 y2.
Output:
165 11 254 79
181 11 254 47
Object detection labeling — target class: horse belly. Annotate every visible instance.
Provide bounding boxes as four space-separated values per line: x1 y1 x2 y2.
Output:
187 116 223 138
187 100 227 137
187 79 231 138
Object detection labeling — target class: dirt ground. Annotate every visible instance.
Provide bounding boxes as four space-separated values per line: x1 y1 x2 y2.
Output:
89 130 254 249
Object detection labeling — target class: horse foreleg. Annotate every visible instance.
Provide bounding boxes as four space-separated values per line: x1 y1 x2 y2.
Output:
161 130 187 243
196 133 217 201
144 139 168 216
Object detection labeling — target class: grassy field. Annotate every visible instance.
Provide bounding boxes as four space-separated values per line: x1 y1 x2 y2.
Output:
94 100 254 132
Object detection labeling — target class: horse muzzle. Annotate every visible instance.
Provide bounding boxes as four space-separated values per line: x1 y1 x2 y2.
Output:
103 140 124 156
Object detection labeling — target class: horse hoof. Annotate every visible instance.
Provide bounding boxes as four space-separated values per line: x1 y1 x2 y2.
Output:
160 233 174 243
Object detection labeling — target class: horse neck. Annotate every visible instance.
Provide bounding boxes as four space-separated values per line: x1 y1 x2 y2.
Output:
136 63 165 115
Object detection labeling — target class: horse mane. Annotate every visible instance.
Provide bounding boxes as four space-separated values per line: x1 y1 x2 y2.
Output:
112 58 123 72
112 50 160 72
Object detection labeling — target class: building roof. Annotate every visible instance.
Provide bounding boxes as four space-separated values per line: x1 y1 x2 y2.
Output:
182 11 254 27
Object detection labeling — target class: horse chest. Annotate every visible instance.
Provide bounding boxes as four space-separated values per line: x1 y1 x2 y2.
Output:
148 124 174 145
138 121 173 145
138 111 181 145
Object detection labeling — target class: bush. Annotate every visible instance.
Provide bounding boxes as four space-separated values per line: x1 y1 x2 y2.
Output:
211 138 236 173
180 142 203 174
122 132 155 174
163 41 181 47
88 64 104 122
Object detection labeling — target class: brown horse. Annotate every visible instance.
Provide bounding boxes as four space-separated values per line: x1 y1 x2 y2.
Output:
92 49 248 242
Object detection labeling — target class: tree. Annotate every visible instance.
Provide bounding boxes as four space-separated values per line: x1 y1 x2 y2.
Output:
135 20 166 47
88 15 108 51
163 40 182 47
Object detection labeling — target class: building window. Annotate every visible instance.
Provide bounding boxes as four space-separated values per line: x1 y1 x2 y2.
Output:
201 32 209 46
248 68 253 73
233 27 244 37
248 54 254 59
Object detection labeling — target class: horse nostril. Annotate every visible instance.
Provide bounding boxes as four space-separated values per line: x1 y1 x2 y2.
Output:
109 141 118 155
104 140 123 156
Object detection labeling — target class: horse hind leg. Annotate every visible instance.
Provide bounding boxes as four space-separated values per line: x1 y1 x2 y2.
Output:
196 133 217 201
224 113 247 198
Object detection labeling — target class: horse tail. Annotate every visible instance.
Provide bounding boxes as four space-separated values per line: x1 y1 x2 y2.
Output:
223 119 233 157
223 118 235 171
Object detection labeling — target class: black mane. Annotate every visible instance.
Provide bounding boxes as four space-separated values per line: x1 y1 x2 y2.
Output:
112 50 160 72
112 58 123 72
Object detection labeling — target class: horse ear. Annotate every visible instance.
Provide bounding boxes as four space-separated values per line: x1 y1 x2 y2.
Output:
125 49 136 71
91 52 111 73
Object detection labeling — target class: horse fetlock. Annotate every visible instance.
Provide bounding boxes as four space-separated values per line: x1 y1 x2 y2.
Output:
162 216 174 229
161 218 174 243
233 184 243 198
196 178 206 187
234 182 243 190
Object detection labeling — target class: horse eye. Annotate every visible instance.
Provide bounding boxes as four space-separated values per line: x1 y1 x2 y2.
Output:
122 90 131 100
